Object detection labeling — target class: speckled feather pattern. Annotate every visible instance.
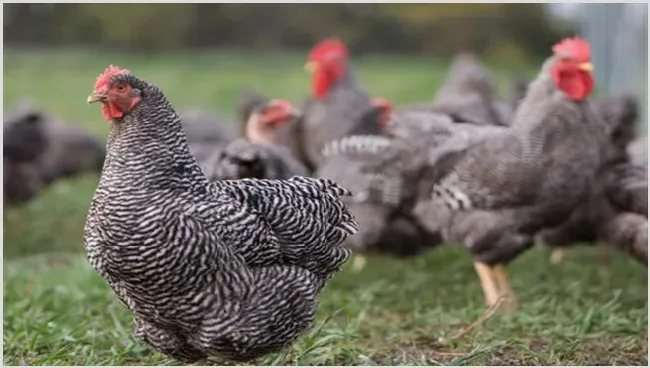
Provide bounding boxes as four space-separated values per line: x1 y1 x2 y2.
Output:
413 56 608 265
83 73 358 363
540 158 647 265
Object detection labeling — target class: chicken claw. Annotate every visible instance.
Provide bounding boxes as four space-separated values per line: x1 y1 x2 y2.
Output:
473 261 517 312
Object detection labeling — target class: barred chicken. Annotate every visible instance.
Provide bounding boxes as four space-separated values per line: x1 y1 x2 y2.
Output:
540 159 647 266
319 111 506 271
432 52 514 127
318 132 438 272
542 93 646 265
84 65 358 363
412 37 607 311
201 100 308 181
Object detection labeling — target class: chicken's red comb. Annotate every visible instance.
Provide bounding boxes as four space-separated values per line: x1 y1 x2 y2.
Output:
308 37 349 61
552 37 591 61
94 65 131 90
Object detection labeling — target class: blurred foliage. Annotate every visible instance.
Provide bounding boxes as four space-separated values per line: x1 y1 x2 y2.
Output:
4 3 575 61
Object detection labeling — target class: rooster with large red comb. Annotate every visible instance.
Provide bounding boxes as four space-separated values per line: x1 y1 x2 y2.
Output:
296 37 383 171
411 37 608 311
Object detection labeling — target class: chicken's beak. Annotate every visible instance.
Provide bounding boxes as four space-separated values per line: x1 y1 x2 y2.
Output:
87 91 106 104
304 61 318 73
577 62 594 72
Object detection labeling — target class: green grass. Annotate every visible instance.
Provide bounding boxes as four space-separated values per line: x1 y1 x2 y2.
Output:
3 50 647 365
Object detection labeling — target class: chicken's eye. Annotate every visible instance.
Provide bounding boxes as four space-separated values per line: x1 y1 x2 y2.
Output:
116 85 126 92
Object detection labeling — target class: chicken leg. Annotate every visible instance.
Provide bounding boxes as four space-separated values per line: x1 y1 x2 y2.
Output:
473 262 517 312
351 254 367 272
492 265 517 311
550 248 566 265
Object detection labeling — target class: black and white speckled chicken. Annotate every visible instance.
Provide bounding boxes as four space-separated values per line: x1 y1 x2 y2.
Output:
412 37 608 311
431 52 514 127
201 100 308 181
83 66 358 364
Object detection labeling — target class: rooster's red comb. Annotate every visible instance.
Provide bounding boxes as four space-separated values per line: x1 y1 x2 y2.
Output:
94 65 131 90
552 37 591 61
308 37 349 61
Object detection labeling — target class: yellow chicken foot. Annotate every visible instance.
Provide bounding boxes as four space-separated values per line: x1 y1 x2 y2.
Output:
473 261 500 308
351 254 367 272
550 248 566 265
473 262 517 312
492 265 517 311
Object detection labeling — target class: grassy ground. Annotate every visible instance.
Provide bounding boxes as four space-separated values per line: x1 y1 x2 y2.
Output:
3 50 648 365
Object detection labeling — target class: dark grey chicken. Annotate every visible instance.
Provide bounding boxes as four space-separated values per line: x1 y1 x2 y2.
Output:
432 52 514 127
84 65 357 364
3 100 48 163
179 108 238 163
540 159 647 266
3 100 105 190
543 93 643 264
236 87 270 128
412 37 607 311
3 104 48 205
318 133 438 271
318 111 506 271
296 38 382 171
201 100 308 181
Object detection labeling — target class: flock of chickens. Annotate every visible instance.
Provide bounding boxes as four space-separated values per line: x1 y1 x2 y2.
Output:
4 36 647 363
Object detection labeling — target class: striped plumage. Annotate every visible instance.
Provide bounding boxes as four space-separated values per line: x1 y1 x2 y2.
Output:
539 92 647 265
412 39 607 310
540 159 647 266
316 113 464 258
422 59 606 254
83 68 358 363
